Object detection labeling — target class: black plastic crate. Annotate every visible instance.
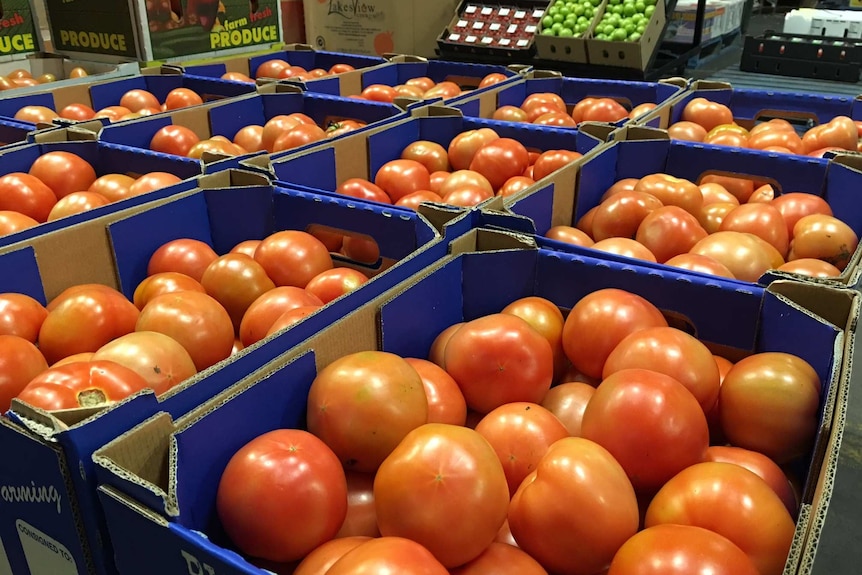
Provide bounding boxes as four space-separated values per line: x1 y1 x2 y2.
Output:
740 29 862 83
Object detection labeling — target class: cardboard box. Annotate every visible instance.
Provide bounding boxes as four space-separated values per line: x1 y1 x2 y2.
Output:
534 0 604 64
41 0 282 64
502 125 862 287
665 0 725 44
280 0 306 44
452 70 685 127
173 44 388 97
0 53 139 97
303 0 460 59
586 0 666 70
0 0 41 59
0 169 458 575
437 1 549 61
0 69 257 128
91 226 849 575
0 118 35 147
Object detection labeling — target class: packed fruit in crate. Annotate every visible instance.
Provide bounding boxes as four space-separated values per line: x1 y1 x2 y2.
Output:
0 66 89 91
227 59 357 83
540 0 603 38
440 2 548 53
492 91 656 126
592 0 659 42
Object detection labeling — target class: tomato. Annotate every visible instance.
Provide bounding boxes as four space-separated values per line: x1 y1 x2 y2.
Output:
428 322 463 368
681 98 733 131
260 116 302 152
38 287 139 365
265 305 321 338
17 360 148 410
479 73 508 88
802 116 857 153
305 267 368 305
700 174 755 203
136 291 233 371
497 176 534 198
92 331 196 395
438 170 493 197
293 537 372 575
530 150 582 182
375 423 509 567
582 98 629 123
0 211 38 235
326 537 448 575
777 258 841 278
374 159 432 203
720 352 820 463
469 138 530 191
790 214 858 270
689 231 777 282
770 193 832 237
326 119 366 139
608 524 759 575
28 152 96 201
254 230 333 288
129 172 182 196
307 351 428 472
148 238 218 283
396 190 444 209
273 124 327 152
699 182 739 206
59 103 96 121
634 174 702 216
697 202 736 234
0 335 48 412
400 140 451 174
164 88 203 110
443 185 493 207
404 358 466 426
591 191 662 241
88 174 136 203
562 289 668 380
448 128 500 171
451 542 548 575
256 59 290 79
0 173 57 222
406 77 435 92
47 191 110 221
279 65 309 79
525 104 563 124
493 106 529 123
444 314 554 414
335 178 392 204
664 253 736 279
149 125 201 156
394 84 425 99
232 125 264 152
132 272 205 310
501 296 566 378
476 402 569 496
423 81 462 100
360 84 398 103
545 225 594 247
14 106 59 124
217 429 347 563
600 178 641 202
0 294 47 343
718 203 789 257
94 106 133 122
187 139 237 159
221 71 254 83
634 206 708 263
341 235 380 264
119 89 160 113
509 437 639 575
629 102 657 120
704 445 797 517
201 253 277 331
665 121 705 142
533 112 578 128
540 381 595 436
523 93 567 116
428 171 450 194
592 238 658 262
646 462 795 575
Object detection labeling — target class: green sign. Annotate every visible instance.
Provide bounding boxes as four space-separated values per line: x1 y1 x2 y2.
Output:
0 0 40 56
44 0 138 58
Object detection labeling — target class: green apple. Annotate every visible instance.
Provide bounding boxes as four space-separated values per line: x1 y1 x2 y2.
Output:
542 15 555 27
629 32 642 41
645 5 655 16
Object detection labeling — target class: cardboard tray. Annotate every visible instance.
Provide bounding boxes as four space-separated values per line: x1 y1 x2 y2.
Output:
91 226 850 575
500 125 862 287
0 53 140 97
534 0 606 64
585 0 666 70
0 171 463 575
437 0 551 60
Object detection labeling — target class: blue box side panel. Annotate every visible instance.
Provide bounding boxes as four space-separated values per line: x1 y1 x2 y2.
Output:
207 96 275 140
271 146 339 189
824 162 862 238
573 143 629 222
0 247 45 303
97 116 174 150
88 76 152 111
203 186 276 254
181 63 228 78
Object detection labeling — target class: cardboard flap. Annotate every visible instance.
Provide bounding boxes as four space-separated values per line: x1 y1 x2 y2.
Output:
767 281 857 331
394 96 422 111
617 125 671 142
660 77 689 89
239 154 274 174
416 203 468 234
449 228 536 256
387 54 428 63
528 69 564 79
579 122 619 143
30 125 100 143
508 64 532 75
197 169 271 189
690 80 732 91
259 82 304 95
410 105 464 118
284 43 315 52
829 152 862 173
8 400 69 434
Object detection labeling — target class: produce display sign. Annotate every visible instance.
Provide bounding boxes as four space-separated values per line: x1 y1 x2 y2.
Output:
0 0 41 56
43 0 138 59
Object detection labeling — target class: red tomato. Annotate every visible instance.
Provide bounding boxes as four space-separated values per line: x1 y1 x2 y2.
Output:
401 141 451 174
479 73 508 88
404 358 466 426
217 429 347 562
541 381 596 436
0 173 57 222
47 191 110 221
720 352 820 464
689 231 776 282
335 472 380 538
667 121 708 142
120 89 160 113
186 139 237 159
133 272 206 310
591 190 663 241
629 102 657 120
444 314 554 414
681 98 733 131
476 402 569 496
336 178 392 204
697 202 736 234
128 172 182 196
58 103 97 121
497 176 534 197
608 524 759 575
94 106 132 122
601 178 641 202
341 235 380 264
593 238 657 261
88 174 136 203
423 81 462 100
395 190 444 210
164 88 204 110
802 116 857 153
264 306 321 338
699 182 740 206
278 65 309 79
509 437 639 575
451 542 547 574
523 93 567 115
14 105 59 124
635 206 709 263
254 230 333 288
221 72 254 83
582 98 629 123
700 174 755 203
394 84 425 99
0 211 38 235
493 105 529 123
273 124 327 152
501 296 566 378
634 174 702 216
201 253 277 331
748 184 775 203
293 537 371 575
375 423 509 567
29 152 96 200
147 238 218 283
533 112 578 128
306 351 428 472
233 125 265 153
305 267 368 304
748 129 804 154
526 104 563 123
665 253 736 279
438 170 493 197
469 138 530 191
448 128 500 171
704 445 798 517
0 293 48 343
770 193 832 237
719 203 789 257
0 335 48 412
150 125 201 156
230 240 261 258
326 537 448 575
428 322 463 368
561 289 668 380
136 291 234 371
374 159 432 203
38 287 138 365
444 185 494 206
360 84 397 103
428 171 449 194
261 115 303 152
790 214 858 270
405 77 435 92
92 331 196 395
777 258 841 278
646 462 796 575
17 359 149 410
255 59 290 79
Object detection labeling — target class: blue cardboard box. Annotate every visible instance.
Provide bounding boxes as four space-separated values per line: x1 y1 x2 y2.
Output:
0 136 202 250
0 70 257 129
260 107 603 210
96 86 409 164
504 125 862 286
452 73 686 129
91 226 851 575
175 45 389 97
0 118 35 148
0 171 461 575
